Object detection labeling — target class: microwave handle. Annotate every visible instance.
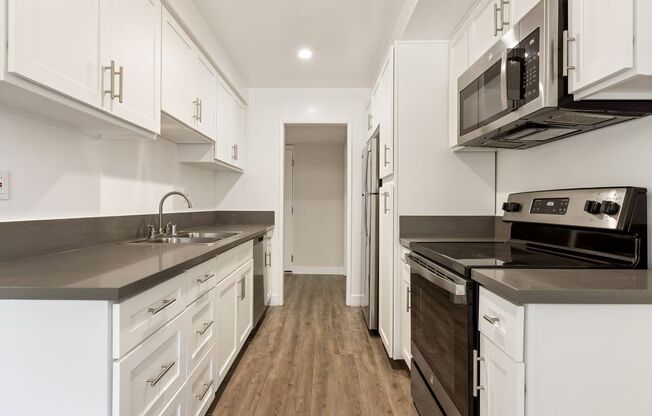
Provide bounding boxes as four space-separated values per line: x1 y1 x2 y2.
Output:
499 49 510 111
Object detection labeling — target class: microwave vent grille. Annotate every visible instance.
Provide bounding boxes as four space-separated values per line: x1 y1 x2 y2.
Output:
547 113 616 126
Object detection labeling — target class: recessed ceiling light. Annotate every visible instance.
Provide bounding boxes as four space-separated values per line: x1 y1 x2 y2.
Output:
298 48 313 60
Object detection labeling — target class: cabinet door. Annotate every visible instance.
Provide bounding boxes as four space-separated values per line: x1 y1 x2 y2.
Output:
231 97 246 169
214 273 238 386
215 80 235 164
161 7 195 127
400 263 411 367
7 0 106 107
449 28 469 148
236 259 254 346
378 51 394 179
512 0 538 22
106 0 161 132
194 52 218 140
264 231 274 304
378 183 394 355
479 335 525 416
469 0 508 62
568 0 634 94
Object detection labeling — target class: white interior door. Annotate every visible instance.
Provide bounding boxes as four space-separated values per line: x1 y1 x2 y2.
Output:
284 146 294 272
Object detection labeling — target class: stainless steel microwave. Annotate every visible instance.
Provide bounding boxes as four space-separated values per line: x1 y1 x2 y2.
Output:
456 0 652 149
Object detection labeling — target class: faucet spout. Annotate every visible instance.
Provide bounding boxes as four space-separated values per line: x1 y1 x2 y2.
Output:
158 191 193 234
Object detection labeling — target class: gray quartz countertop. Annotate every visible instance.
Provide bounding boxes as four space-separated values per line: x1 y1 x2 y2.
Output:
0 224 272 301
472 268 652 304
400 237 506 248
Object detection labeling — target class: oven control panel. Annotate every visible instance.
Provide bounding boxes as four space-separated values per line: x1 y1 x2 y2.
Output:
501 188 645 230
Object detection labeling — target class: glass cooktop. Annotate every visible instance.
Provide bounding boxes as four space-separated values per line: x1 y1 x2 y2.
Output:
411 242 617 278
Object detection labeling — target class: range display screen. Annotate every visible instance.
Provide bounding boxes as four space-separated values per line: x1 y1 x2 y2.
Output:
530 198 569 215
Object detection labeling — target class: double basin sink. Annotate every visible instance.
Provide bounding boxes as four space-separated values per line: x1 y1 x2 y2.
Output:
129 231 242 245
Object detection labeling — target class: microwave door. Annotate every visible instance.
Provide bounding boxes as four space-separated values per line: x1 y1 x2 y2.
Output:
478 51 513 126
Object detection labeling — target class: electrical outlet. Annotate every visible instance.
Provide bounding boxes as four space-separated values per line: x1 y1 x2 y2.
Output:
0 170 9 200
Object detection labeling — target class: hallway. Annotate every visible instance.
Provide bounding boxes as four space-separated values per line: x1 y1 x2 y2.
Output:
210 274 417 416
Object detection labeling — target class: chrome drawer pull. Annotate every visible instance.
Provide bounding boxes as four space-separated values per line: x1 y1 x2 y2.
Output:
196 273 215 284
148 298 177 315
483 314 500 325
197 320 214 336
196 379 214 401
147 361 175 387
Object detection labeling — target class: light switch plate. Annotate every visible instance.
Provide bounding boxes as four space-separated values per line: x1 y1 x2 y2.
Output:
0 170 9 200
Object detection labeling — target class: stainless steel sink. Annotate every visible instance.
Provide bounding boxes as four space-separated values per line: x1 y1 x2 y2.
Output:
129 231 242 245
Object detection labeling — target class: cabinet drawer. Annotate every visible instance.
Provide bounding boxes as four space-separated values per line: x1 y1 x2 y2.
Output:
185 258 218 306
186 289 216 375
215 240 253 283
159 383 187 416
113 274 186 359
478 287 525 361
186 344 217 416
113 311 187 416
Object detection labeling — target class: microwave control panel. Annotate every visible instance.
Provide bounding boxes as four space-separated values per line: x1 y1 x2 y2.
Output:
509 28 540 106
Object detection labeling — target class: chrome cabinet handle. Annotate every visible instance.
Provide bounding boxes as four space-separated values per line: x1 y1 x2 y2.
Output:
406 287 411 312
117 65 124 103
562 30 577 77
198 99 203 122
196 273 215 284
383 192 390 214
104 60 123 103
483 314 500 325
367 113 373 130
148 298 176 315
496 0 510 34
383 145 390 167
147 361 175 386
231 144 237 160
193 98 200 120
196 380 214 401
265 251 271 267
241 276 246 300
196 320 214 336
472 349 485 397
234 144 239 160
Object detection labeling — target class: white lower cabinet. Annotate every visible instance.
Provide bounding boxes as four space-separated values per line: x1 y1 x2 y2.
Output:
214 270 239 385
236 259 254 346
186 345 217 416
186 289 217 375
159 384 187 416
478 335 525 416
113 312 187 416
378 182 395 355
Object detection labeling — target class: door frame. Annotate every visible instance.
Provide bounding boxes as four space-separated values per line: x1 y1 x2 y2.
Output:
283 145 295 273
278 119 354 306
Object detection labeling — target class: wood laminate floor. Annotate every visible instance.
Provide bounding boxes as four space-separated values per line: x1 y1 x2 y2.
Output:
210 274 418 416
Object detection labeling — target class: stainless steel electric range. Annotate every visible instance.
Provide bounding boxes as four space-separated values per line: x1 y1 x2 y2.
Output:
408 187 648 416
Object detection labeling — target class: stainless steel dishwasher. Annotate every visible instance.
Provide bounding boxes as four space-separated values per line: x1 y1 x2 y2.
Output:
252 234 268 328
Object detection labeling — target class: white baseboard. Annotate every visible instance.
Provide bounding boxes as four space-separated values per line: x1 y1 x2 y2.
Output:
290 266 346 275
349 294 364 307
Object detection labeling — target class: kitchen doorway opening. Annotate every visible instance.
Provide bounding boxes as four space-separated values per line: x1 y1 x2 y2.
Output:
280 122 353 305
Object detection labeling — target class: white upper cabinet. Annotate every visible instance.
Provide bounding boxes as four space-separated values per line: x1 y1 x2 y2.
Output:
567 0 652 99
162 8 195 128
7 0 162 134
193 52 218 139
512 0 539 22
377 50 394 179
105 0 161 133
215 79 246 169
469 0 510 62
7 0 106 107
449 28 469 149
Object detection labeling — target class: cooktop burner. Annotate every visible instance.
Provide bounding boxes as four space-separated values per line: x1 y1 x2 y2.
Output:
412 241 618 278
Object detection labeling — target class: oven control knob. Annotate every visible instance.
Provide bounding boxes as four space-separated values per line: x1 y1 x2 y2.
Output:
600 201 620 215
502 202 522 213
584 200 601 214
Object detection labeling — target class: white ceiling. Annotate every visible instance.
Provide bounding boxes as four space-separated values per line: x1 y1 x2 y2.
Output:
401 0 477 40
193 0 407 88
285 124 347 145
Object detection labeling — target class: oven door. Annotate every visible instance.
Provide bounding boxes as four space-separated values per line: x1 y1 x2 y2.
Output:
409 253 477 416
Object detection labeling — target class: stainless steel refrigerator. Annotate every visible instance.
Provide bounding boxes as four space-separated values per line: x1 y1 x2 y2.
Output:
361 135 379 330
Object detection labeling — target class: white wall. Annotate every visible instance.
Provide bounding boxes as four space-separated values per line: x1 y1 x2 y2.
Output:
396 42 495 215
215 88 370 305
292 143 346 274
0 109 216 221
497 115 652 258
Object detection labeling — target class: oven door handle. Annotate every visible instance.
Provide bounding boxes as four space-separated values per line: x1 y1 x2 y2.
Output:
408 255 467 304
